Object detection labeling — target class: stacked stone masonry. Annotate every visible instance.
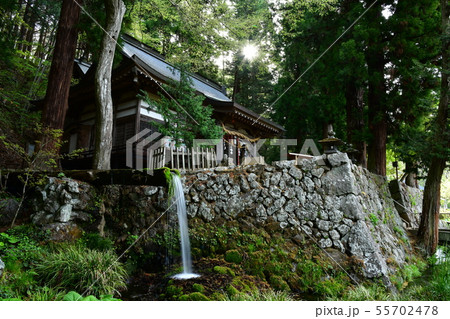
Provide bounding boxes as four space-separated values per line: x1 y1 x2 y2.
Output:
30 152 416 279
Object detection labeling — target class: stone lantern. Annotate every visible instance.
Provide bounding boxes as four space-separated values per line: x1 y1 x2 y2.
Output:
344 144 359 164
319 130 343 154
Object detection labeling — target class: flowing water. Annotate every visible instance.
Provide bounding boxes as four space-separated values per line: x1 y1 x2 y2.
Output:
171 174 200 280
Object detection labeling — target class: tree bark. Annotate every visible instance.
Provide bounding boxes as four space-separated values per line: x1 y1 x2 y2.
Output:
345 78 367 167
418 0 449 256
93 0 126 170
41 0 82 131
17 0 33 52
366 4 387 176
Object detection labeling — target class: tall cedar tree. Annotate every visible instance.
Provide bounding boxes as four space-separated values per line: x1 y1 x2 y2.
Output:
418 0 449 256
41 0 82 146
365 1 388 176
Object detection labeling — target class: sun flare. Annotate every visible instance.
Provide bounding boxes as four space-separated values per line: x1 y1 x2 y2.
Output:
242 44 259 61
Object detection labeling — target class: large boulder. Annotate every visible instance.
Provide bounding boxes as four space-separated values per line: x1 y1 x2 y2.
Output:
0 198 20 226
347 221 389 278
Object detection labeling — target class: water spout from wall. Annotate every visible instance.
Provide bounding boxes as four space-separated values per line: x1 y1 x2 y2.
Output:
171 174 200 280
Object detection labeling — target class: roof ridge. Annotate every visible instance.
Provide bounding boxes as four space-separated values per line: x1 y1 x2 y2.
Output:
121 33 226 93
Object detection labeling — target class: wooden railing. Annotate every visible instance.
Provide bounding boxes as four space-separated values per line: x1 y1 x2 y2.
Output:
148 146 217 170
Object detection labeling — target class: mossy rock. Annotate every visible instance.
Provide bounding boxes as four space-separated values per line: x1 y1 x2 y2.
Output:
226 284 240 296
269 275 291 292
192 283 205 293
245 251 265 278
166 285 183 297
213 266 235 277
264 260 287 277
224 249 243 264
231 276 256 293
179 292 209 301
209 292 226 301
285 273 303 291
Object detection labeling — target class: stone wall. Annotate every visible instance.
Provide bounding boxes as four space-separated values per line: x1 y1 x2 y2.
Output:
182 153 411 279
28 152 418 279
389 180 422 228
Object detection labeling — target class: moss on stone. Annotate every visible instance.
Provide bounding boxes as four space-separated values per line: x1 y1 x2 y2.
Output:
179 292 209 301
209 292 226 301
231 276 256 293
226 284 239 296
166 285 183 297
269 275 291 292
213 265 235 277
192 283 205 293
224 249 243 264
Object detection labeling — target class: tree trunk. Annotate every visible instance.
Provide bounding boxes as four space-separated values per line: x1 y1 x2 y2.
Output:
93 0 126 170
17 0 33 52
418 0 449 256
345 78 367 167
366 4 387 176
41 0 82 131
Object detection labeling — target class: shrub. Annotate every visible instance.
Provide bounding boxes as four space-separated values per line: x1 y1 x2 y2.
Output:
35 244 127 296
224 249 243 264
429 260 450 300
81 233 114 251
62 291 121 301
0 225 47 268
27 286 66 301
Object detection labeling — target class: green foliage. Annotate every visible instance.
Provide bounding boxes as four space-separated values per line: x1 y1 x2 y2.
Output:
213 265 235 277
166 284 183 298
191 283 205 293
427 260 450 300
341 284 393 301
158 167 180 198
222 289 294 301
62 291 122 301
178 292 210 301
0 261 38 299
368 213 379 227
224 249 243 264
268 274 290 292
35 244 127 297
26 286 66 301
140 67 223 147
80 232 114 252
124 0 231 80
0 225 48 268
393 226 404 237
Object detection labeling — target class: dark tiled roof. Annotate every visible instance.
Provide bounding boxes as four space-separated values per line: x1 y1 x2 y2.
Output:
121 34 231 102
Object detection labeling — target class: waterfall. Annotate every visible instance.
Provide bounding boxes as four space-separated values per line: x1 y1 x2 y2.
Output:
171 174 200 279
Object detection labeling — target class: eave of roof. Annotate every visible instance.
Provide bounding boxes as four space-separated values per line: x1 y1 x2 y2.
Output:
121 34 230 102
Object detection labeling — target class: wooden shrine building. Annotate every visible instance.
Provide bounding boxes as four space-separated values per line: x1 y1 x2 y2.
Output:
61 34 284 169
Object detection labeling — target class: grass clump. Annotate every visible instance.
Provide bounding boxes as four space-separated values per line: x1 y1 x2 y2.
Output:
223 289 293 301
35 244 127 296
427 257 450 300
80 233 114 251
341 284 393 301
